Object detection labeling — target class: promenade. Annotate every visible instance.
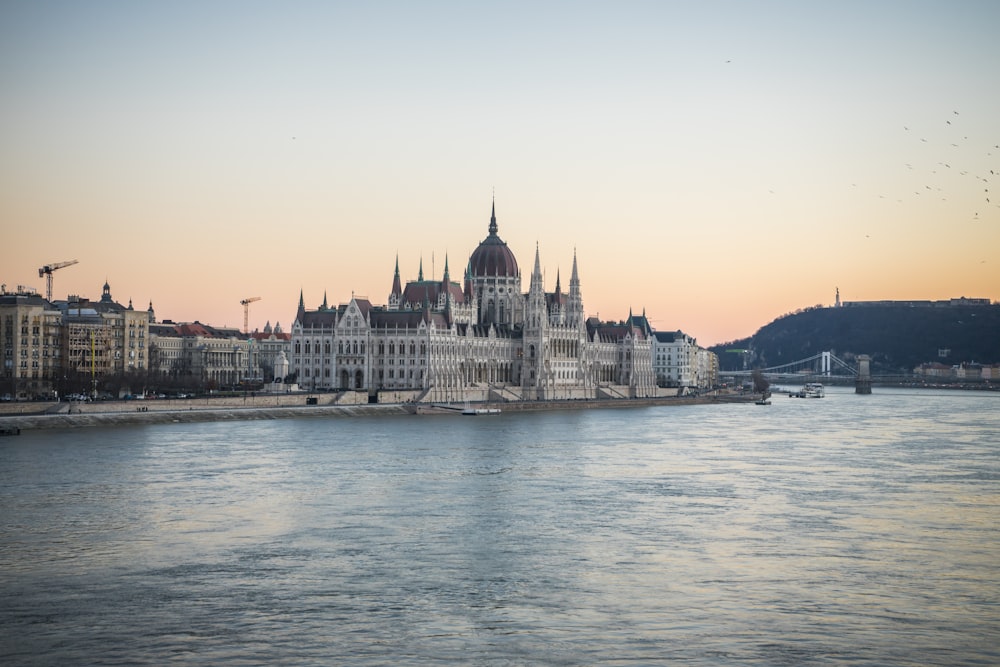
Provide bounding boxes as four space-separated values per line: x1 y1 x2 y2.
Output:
0 392 746 432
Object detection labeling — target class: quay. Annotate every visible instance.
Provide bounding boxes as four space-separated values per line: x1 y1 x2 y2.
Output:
0 393 752 432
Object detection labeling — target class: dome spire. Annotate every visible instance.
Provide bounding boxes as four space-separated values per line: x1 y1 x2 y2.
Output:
489 197 498 235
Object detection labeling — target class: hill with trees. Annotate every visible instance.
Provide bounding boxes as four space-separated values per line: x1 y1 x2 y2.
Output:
711 302 1000 373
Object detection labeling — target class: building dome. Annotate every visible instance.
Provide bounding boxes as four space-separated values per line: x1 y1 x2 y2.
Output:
469 202 519 278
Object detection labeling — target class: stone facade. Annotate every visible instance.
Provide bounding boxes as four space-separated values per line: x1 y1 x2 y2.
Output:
290 203 670 402
0 282 152 399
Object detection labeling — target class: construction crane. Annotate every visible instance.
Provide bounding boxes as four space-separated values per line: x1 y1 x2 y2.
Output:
240 297 261 334
38 259 79 301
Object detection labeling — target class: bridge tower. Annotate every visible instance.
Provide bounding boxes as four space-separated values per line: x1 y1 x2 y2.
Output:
855 355 872 394
821 351 831 376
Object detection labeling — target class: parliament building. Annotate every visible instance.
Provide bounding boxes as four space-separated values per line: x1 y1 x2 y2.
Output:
289 202 663 403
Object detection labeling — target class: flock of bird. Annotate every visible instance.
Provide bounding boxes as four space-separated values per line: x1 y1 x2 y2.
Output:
900 110 997 222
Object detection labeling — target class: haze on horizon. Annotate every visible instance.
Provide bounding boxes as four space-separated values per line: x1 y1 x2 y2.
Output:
2 1 998 346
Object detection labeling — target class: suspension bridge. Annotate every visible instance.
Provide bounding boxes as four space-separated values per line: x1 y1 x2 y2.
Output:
725 351 859 381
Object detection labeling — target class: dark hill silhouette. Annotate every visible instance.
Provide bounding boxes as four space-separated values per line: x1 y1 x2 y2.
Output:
711 303 1000 373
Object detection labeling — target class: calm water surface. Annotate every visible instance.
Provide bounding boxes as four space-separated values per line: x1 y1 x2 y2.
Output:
2 388 999 665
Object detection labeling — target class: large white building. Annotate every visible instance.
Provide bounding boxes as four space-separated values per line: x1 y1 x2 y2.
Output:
290 203 665 402
652 330 718 390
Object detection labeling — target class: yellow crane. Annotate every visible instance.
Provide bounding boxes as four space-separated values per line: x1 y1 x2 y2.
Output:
240 296 261 334
38 259 79 301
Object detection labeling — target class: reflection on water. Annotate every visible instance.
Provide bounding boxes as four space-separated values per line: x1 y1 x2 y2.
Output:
2 388 999 665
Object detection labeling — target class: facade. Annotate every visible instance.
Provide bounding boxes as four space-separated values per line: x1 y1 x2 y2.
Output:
59 283 152 387
290 203 664 402
149 321 259 389
651 329 717 390
252 322 292 383
0 288 63 399
652 330 696 388
0 282 152 399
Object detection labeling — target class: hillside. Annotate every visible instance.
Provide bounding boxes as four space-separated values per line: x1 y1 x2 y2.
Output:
711 303 1000 373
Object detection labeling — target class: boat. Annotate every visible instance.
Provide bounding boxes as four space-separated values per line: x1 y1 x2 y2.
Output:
0 426 21 436
789 383 825 398
462 402 501 416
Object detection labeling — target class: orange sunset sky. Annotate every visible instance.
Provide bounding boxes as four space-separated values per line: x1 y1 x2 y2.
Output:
2 2 998 346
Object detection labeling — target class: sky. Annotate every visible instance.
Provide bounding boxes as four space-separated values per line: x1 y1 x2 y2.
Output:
2 1 998 346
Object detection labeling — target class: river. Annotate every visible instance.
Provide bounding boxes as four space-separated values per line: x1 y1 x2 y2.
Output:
1 387 998 665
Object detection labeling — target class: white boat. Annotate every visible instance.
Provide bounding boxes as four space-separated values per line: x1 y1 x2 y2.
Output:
462 402 501 415
790 383 825 398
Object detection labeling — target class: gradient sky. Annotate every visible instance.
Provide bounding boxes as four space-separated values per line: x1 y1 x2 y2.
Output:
2 1 998 345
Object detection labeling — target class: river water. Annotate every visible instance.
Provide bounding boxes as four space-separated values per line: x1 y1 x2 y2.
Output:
1 388 998 665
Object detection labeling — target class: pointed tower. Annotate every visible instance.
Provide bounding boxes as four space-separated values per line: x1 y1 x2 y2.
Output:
418 257 424 282
147 300 156 324
296 288 306 323
438 254 451 309
567 248 585 329
389 254 403 309
321 291 328 311
551 269 564 325
522 243 548 393
527 243 547 330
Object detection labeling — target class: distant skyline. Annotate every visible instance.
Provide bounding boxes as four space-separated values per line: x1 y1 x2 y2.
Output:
2 1 998 345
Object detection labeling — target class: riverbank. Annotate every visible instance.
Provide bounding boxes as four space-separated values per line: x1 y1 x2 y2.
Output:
0 394 750 432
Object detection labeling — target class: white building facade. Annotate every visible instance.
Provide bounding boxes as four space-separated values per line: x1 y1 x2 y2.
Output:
290 203 661 402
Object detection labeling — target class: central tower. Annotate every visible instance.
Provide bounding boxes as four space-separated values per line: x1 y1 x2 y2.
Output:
468 200 522 327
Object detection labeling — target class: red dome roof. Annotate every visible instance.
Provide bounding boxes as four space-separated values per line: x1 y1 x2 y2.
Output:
469 202 519 278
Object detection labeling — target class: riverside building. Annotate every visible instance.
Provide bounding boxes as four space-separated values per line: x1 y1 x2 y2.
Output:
289 203 672 403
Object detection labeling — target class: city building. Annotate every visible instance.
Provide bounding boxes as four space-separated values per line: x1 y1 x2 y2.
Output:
149 321 259 390
1 286 62 399
56 283 152 394
251 322 292 382
1 281 152 399
290 202 672 402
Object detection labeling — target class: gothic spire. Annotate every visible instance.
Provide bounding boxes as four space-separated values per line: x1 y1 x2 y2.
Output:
489 197 498 235
390 253 402 297
418 256 424 281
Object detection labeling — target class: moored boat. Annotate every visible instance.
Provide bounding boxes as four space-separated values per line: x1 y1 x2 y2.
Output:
462 406 501 415
789 383 825 398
